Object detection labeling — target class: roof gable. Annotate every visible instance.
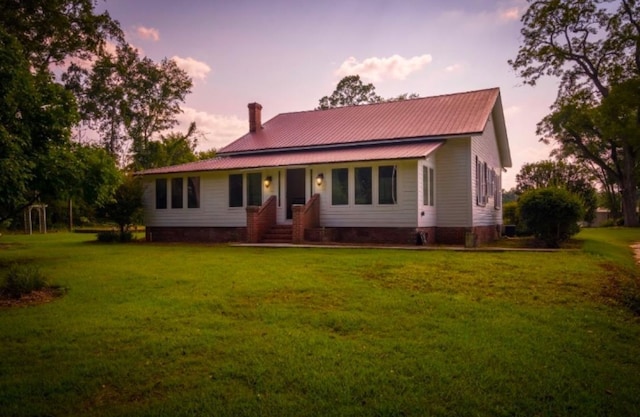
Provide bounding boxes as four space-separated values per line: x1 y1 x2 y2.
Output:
220 88 501 155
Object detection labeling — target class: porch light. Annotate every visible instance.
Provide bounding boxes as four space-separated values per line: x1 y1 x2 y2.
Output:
316 173 324 186
264 176 272 188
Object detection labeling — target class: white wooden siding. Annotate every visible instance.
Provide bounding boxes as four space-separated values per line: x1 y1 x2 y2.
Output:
142 161 420 228
471 114 504 226
311 160 418 227
435 138 473 227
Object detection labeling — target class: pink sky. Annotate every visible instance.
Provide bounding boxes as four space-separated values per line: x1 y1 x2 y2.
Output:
97 0 559 189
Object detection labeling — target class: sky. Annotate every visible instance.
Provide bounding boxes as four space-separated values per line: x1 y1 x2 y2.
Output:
95 0 560 189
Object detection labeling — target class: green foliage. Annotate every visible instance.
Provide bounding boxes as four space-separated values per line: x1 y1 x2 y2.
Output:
0 0 123 72
96 175 143 240
1 263 47 299
516 160 598 223
510 0 640 227
316 75 421 110
96 230 133 243
519 187 584 247
133 122 199 170
64 43 193 164
0 28 79 223
317 75 382 109
502 201 519 225
501 188 518 204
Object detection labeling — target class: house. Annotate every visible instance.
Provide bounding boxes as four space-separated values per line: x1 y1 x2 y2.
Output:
138 87 511 245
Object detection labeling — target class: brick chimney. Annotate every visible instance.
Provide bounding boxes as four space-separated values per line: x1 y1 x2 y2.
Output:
248 102 262 132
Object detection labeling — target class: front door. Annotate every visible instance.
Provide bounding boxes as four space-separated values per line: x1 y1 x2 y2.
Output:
286 168 306 219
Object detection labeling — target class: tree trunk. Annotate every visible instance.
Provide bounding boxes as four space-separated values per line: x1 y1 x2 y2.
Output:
620 149 639 227
68 198 73 231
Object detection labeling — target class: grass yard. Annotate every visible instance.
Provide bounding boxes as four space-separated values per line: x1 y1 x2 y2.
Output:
1 229 639 417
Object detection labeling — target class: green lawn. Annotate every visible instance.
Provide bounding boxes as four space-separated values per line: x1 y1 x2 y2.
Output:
1 229 639 417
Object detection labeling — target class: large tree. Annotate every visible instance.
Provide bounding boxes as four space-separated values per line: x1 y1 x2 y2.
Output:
509 0 640 226
0 29 79 223
0 0 123 73
64 43 193 166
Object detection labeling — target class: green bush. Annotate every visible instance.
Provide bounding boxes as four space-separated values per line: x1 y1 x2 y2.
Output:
518 187 584 248
1 263 48 299
97 230 133 243
503 201 519 225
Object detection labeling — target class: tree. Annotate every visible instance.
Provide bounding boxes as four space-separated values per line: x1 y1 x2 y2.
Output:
96 175 143 241
509 0 640 226
0 0 123 73
64 43 193 165
317 75 382 109
519 188 584 248
134 122 199 170
317 75 421 110
0 28 80 223
515 160 597 222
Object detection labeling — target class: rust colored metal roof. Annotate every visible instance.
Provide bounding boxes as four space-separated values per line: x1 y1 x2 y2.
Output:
219 88 500 154
139 141 443 175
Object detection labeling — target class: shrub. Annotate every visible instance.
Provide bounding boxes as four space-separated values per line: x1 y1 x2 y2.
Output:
503 201 519 225
97 230 133 243
1 263 48 299
518 187 584 248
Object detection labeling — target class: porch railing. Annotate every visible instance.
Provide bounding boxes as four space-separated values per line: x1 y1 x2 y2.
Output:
246 196 277 243
292 194 320 244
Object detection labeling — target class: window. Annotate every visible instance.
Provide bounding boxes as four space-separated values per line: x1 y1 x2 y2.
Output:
171 178 183 208
379 165 397 204
332 168 348 205
229 174 243 207
423 166 435 206
355 167 372 205
247 172 262 206
187 177 200 208
476 157 488 206
155 179 167 209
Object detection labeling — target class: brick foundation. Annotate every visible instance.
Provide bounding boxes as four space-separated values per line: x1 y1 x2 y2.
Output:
305 227 436 245
146 227 246 243
435 225 500 245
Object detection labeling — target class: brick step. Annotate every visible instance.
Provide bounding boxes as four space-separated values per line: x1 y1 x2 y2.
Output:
261 225 292 243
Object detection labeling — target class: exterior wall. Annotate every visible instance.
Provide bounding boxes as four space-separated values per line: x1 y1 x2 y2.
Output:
435 138 472 227
312 159 419 228
143 169 274 228
471 114 504 228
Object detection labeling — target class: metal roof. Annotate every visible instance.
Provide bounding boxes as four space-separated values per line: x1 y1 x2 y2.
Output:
139 141 443 175
219 88 500 154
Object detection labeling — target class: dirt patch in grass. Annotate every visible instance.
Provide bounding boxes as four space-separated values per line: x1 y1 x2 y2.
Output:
0 287 65 308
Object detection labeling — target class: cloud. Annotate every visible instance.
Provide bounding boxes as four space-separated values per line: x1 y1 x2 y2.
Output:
503 105 521 116
499 7 521 21
445 63 463 73
175 107 246 151
335 54 433 82
171 56 212 80
136 26 160 41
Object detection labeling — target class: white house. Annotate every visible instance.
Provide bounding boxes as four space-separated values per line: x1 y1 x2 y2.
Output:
138 87 511 245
